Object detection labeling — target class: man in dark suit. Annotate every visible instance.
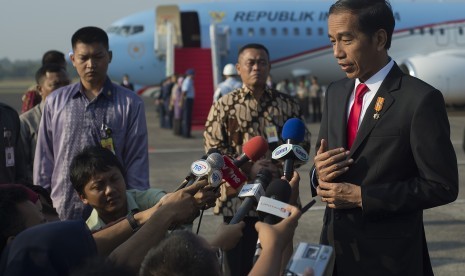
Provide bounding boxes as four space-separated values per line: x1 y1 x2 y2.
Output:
311 0 459 275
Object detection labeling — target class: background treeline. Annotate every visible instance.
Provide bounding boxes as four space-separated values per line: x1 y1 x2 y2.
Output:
0 58 78 80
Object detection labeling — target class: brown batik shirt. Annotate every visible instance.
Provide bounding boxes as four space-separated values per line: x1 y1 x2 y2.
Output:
203 85 311 216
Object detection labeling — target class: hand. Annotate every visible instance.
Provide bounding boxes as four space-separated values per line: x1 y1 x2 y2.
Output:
316 179 362 209
249 159 281 180
193 180 221 209
210 222 245 251
254 205 301 251
157 181 209 224
281 171 300 205
314 139 353 182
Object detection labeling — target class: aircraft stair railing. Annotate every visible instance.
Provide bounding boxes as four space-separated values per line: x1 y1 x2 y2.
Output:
209 23 231 88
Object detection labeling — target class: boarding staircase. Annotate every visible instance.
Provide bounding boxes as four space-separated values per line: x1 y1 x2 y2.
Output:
174 48 214 127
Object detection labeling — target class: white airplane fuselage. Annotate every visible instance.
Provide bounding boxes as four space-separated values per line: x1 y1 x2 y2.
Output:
107 0 465 104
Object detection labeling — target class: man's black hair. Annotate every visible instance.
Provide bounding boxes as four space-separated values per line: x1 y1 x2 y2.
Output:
329 0 395 49
35 64 65 85
72 26 109 50
70 146 125 196
140 230 221 276
238 43 270 60
42 50 66 67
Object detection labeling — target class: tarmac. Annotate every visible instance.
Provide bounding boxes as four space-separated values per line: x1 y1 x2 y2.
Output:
142 97 465 276
1 92 464 275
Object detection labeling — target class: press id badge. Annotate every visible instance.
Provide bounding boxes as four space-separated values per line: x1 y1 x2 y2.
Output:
5 147 15 167
265 125 279 143
100 124 115 154
100 138 115 154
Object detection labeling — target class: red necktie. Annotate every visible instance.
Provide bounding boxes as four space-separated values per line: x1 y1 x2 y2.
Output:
347 83 369 149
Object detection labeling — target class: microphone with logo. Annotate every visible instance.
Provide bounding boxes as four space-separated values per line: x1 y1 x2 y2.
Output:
228 168 272 225
174 148 221 191
219 136 269 190
272 118 309 181
253 179 292 264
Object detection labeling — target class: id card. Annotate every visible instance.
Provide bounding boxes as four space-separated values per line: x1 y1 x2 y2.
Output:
5 147 15 167
265 125 279 143
100 138 115 154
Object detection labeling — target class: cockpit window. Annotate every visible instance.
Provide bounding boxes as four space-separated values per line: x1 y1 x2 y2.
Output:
107 25 144 36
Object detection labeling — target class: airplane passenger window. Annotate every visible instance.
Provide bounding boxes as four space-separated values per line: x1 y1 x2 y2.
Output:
459 27 463 35
439 28 444 35
271 27 277 36
132 25 144 34
419 28 424 35
259 27 266 36
306 28 312 36
248 28 254 37
429 28 434 35
282 28 288 36
294 28 300 36
120 26 131 36
237 28 243 36
107 26 118 33
318 27 324 36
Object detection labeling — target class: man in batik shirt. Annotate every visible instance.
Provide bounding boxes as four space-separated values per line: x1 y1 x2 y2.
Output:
204 43 311 276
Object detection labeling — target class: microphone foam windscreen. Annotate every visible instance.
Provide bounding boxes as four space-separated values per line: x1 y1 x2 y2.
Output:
265 179 291 203
282 118 306 142
242 136 269 161
206 153 225 169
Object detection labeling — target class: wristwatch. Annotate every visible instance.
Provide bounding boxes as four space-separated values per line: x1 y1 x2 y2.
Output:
126 210 140 232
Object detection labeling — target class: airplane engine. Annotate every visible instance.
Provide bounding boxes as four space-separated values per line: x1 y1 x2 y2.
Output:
398 51 465 105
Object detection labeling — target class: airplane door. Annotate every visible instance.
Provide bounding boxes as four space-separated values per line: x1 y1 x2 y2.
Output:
155 5 183 56
180 12 201 48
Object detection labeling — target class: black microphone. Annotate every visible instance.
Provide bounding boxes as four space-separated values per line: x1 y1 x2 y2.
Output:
272 118 308 181
229 169 272 225
253 179 292 263
174 148 220 191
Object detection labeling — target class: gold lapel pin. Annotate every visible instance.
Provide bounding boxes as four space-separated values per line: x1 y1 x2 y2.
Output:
373 97 385 120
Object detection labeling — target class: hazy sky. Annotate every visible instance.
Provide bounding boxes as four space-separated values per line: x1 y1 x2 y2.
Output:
0 0 161 61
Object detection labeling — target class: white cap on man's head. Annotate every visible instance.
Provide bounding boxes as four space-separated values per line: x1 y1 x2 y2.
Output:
223 63 237 76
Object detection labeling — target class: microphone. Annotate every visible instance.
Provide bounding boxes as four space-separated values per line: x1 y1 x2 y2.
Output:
235 136 269 167
206 152 225 170
229 168 272 225
253 179 292 263
272 118 308 181
221 136 269 189
174 148 220 191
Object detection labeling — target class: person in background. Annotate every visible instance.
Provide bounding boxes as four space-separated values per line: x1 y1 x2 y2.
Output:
21 50 68 114
181 68 195 138
213 63 242 102
309 76 322 122
266 74 276 89
19 64 70 185
296 77 310 121
120 74 134 91
311 0 458 275
170 75 184 136
157 75 176 128
34 26 150 221
0 103 26 185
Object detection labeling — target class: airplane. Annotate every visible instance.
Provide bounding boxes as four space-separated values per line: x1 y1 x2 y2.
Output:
106 0 465 124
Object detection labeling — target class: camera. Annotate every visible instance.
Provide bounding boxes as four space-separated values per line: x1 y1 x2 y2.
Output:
284 242 334 276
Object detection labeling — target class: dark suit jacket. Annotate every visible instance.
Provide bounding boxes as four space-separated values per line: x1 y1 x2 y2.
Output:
312 64 458 275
